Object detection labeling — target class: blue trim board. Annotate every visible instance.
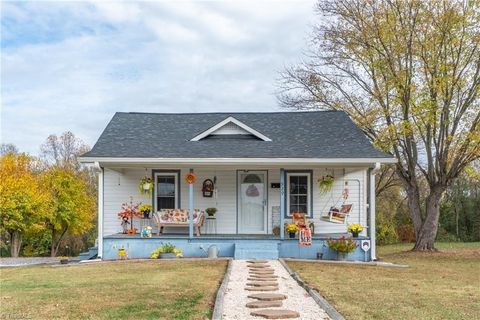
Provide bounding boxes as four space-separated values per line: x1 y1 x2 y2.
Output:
283 169 314 218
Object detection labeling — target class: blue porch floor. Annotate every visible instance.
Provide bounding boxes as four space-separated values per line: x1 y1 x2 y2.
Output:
103 233 372 261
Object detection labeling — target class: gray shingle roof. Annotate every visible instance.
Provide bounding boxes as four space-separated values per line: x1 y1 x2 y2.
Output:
82 111 393 159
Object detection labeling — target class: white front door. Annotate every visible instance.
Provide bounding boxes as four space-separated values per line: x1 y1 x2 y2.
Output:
238 171 267 234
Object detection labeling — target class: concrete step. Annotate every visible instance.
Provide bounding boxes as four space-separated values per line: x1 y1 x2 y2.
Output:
78 246 98 261
234 243 279 259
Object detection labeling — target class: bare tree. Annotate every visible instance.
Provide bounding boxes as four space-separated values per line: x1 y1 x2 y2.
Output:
279 0 480 250
1 143 18 155
40 132 90 170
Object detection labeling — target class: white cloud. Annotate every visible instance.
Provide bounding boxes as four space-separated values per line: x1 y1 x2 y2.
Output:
1 0 317 154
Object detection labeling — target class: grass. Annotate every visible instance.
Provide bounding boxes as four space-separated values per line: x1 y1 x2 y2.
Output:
287 242 480 320
0 260 227 320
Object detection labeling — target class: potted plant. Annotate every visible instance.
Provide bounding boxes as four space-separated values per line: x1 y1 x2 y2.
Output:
285 223 300 238
327 236 357 261
318 175 335 194
205 207 217 217
150 242 183 259
58 256 69 264
347 223 363 238
117 197 141 234
139 204 152 219
138 176 154 195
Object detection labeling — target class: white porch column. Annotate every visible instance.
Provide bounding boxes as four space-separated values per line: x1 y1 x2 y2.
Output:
97 166 104 259
280 168 285 239
369 163 381 260
188 169 194 239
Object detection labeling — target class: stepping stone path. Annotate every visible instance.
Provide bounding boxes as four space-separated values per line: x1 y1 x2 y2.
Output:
222 260 330 319
244 260 300 318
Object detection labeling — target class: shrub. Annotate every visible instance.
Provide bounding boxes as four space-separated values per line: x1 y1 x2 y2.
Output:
377 224 399 245
396 224 416 243
327 237 357 253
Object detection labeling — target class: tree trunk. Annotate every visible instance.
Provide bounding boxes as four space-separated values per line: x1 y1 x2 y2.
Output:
50 227 68 257
412 188 444 251
51 229 57 257
10 231 22 257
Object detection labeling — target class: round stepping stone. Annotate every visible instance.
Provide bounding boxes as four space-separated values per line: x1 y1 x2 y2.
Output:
250 271 275 275
248 265 271 269
251 309 300 319
247 293 287 301
247 277 278 281
246 300 283 309
247 281 278 287
249 274 278 278
245 286 278 291
246 281 278 287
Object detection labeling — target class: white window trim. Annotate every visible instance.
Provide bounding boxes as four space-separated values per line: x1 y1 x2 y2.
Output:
286 172 312 217
190 116 272 141
154 172 179 212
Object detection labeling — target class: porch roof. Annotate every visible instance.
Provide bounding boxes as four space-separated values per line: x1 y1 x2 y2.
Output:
80 111 395 162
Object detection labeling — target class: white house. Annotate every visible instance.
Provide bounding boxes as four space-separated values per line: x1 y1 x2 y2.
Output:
79 111 396 260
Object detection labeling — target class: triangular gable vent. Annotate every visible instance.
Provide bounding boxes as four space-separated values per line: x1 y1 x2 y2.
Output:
190 116 272 141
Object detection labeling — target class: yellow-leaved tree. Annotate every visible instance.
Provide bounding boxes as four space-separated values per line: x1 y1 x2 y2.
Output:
0 153 51 257
40 167 95 257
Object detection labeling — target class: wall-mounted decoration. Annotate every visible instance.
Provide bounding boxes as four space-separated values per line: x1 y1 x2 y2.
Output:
270 183 280 189
185 172 196 184
202 179 215 197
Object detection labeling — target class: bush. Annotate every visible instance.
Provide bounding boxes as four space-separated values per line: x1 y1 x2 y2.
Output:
435 226 459 242
377 224 399 245
396 224 416 243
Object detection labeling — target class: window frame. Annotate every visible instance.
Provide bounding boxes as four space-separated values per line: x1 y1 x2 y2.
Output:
152 170 181 212
285 170 313 218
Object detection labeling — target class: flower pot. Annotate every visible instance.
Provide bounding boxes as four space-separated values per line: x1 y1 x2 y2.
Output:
289 232 296 239
143 212 150 219
337 252 347 261
351 232 359 238
159 253 177 259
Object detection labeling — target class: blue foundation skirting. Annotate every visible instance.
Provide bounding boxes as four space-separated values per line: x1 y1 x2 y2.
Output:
103 235 372 261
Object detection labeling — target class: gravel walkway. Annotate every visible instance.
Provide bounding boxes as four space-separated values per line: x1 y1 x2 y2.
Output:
0 257 59 267
222 260 330 319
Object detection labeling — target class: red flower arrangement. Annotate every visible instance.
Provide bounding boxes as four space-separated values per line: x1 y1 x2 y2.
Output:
118 197 142 234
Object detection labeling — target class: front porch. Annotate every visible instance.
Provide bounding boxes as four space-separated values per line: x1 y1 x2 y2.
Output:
103 233 372 261
96 162 378 261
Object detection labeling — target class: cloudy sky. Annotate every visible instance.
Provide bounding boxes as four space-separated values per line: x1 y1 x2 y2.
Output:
1 0 317 154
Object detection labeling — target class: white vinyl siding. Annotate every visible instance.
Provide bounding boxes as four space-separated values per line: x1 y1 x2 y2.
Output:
102 166 368 237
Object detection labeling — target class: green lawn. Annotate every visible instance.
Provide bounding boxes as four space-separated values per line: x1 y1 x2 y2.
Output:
0 260 227 320
287 242 480 320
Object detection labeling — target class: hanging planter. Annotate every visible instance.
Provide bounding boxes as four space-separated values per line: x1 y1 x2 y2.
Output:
318 175 335 194
139 176 154 195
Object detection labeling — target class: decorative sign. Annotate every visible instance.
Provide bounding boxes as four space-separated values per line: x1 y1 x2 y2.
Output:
202 179 214 197
361 240 371 252
185 172 196 184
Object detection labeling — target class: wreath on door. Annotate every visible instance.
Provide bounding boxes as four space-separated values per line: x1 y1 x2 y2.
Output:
246 184 260 197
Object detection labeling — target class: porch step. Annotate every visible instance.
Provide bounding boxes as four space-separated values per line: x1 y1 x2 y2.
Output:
78 246 98 261
234 242 279 260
